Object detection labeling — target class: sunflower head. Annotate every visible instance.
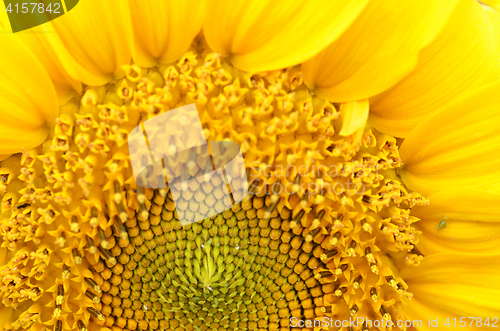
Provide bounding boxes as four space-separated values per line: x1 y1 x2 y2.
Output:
0 40 431 331
2 0 500 330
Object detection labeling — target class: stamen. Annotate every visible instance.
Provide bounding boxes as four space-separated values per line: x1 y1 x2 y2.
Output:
98 227 109 249
350 304 359 316
380 305 391 320
353 275 363 289
90 207 98 227
371 287 378 302
98 247 117 266
291 209 305 229
305 227 321 243
56 284 64 305
347 240 356 257
69 215 79 232
335 264 349 275
62 264 70 280
87 307 105 321
320 249 338 262
77 321 87 331
86 236 97 254
329 232 341 246
84 277 101 294
72 248 82 264
85 290 100 304
335 287 347 297
310 210 325 230
114 216 128 240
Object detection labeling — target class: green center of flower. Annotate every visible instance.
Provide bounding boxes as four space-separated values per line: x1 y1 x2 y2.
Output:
91 195 331 331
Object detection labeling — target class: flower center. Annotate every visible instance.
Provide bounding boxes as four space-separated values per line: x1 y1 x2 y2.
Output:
0 40 428 331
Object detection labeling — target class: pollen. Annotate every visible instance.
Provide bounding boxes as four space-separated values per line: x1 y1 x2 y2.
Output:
0 39 428 331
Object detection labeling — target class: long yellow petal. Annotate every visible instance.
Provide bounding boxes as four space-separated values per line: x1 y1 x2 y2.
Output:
401 253 500 327
129 0 205 67
412 189 500 255
370 0 500 137
203 0 368 72
413 189 500 223
0 3 81 104
404 298 491 331
302 0 460 103
0 35 58 155
38 0 132 86
19 32 82 104
416 219 500 255
399 81 500 197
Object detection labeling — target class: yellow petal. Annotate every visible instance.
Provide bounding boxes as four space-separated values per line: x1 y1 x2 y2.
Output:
401 253 500 326
203 0 368 72
413 189 500 223
412 189 500 255
370 0 500 137
0 2 80 104
399 81 500 197
482 0 500 10
416 219 500 255
302 0 460 103
129 0 205 67
0 35 58 155
38 0 132 86
22 33 82 104
405 297 492 331
478 182 500 194
339 100 369 137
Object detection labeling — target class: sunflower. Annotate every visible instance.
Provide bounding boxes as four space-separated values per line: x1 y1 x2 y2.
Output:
1 0 500 331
